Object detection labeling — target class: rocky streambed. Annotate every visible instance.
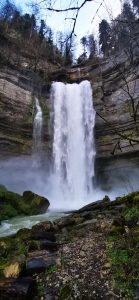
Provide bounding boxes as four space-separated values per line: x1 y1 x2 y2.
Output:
1 192 139 299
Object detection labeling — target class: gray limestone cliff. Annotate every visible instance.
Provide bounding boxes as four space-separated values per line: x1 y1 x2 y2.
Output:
0 46 139 167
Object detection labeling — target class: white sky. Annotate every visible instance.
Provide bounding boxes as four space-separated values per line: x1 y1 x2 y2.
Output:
14 0 123 56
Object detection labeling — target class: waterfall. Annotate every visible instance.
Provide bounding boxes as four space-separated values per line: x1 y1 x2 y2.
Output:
33 97 43 150
50 80 96 208
32 97 43 166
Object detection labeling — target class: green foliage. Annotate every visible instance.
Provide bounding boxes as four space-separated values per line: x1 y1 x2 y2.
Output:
107 200 139 299
0 1 65 69
108 248 129 265
46 264 57 275
99 19 111 56
123 206 139 221
37 280 45 297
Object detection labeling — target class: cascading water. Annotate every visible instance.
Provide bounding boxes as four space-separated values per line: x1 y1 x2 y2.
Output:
49 80 96 209
33 97 43 149
32 97 43 166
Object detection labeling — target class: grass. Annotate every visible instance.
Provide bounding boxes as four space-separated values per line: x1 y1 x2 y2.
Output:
107 203 139 299
123 206 139 221
45 264 57 275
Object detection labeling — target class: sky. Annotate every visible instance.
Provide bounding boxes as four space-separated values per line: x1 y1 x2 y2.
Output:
12 0 123 55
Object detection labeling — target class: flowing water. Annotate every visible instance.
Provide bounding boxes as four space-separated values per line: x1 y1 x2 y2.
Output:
32 97 43 167
0 80 138 235
48 80 96 209
33 97 43 149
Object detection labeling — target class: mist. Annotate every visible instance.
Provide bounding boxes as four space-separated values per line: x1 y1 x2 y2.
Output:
0 154 139 211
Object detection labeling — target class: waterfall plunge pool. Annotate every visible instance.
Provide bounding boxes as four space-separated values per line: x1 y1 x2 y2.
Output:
0 211 66 237
1 81 139 236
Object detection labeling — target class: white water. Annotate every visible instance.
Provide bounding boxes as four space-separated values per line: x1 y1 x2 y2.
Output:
32 97 43 166
33 97 43 150
0 81 139 235
49 80 96 209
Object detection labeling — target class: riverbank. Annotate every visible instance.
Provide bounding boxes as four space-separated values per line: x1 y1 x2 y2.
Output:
1 191 139 299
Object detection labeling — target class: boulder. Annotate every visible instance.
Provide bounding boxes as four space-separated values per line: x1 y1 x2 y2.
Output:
0 186 50 221
0 277 37 300
23 191 50 214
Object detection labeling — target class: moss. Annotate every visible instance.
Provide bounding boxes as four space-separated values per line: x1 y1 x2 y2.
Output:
116 191 139 205
133 194 139 203
123 206 139 221
16 228 31 240
46 265 57 275
0 236 27 278
107 216 139 299
0 188 49 221
109 225 125 235
0 258 9 275
0 204 17 221
23 190 49 215
27 240 40 251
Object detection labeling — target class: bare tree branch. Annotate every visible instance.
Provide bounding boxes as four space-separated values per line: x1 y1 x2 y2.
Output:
46 0 93 12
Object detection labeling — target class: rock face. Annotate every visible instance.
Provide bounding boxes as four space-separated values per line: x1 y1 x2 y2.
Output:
0 68 33 154
0 67 51 155
67 51 139 160
0 41 139 176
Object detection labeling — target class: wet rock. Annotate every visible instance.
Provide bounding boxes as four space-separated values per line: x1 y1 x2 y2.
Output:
16 228 31 241
25 257 55 276
102 195 110 203
81 211 93 220
27 240 40 252
0 277 37 300
40 240 58 251
23 191 50 214
25 258 46 275
56 216 76 229
32 221 55 234
31 230 56 242
0 187 50 221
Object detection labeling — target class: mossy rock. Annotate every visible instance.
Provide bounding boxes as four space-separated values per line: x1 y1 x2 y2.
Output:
0 186 50 221
27 240 40 251
23 191 50 214
116 191 139 206
109 217 126 235
0 204 17 221
0 236 27 279
16 228 31 241
109 225 125 235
